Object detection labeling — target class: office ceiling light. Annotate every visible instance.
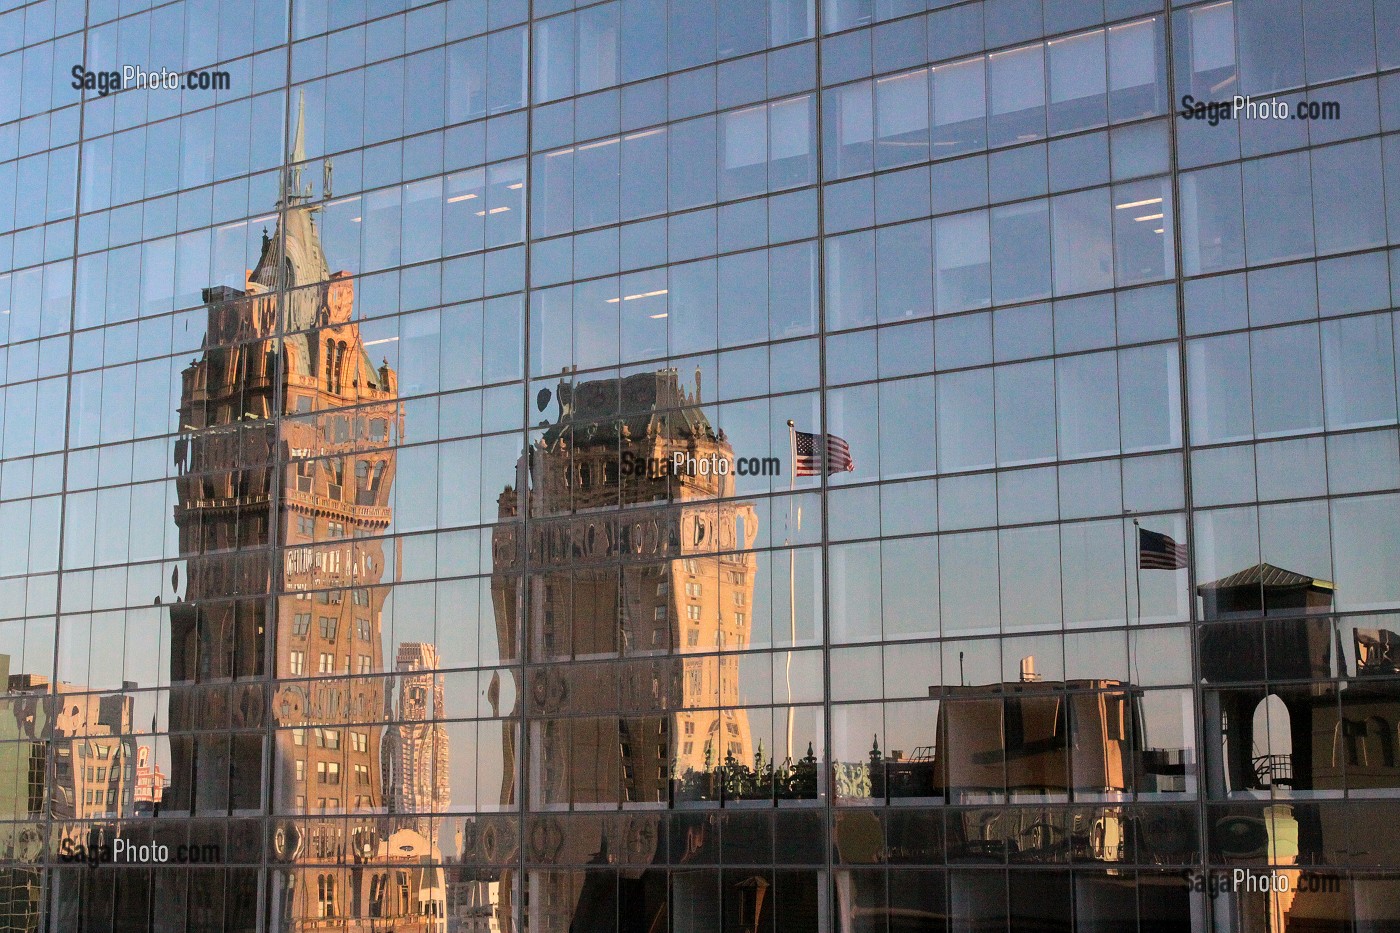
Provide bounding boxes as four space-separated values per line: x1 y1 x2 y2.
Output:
605 289 669 304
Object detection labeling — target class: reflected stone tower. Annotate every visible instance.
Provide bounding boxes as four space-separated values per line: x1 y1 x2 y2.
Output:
493 369 759 930
173 98 407 930
385 642 450 837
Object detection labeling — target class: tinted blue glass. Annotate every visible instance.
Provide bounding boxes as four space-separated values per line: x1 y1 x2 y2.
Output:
1242 150 1314 265
990 201 1051 304
985 0 1043 48
14 3 1400 930
930 154 987 215
1302 0 1376 82
988 143 1046 201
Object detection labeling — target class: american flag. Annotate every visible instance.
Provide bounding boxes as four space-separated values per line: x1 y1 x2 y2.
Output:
1138 526 1187 570
794 430 854 476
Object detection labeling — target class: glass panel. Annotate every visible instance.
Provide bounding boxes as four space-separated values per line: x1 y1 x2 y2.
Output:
931 57 986 156
988 44 1045 147
1048 29 1107 134
934 211 990 314
1113 177 1174 286
1051 187 1113 296
874 69 929 169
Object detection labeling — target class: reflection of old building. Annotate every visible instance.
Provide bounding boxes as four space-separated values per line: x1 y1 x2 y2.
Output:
1200 565 1337 800
828 661 1199 929
170 103 429 931
492 370 760 931
41 680 141 927
1200 565 1400 791
0 661 46 933
937 678 1137 804
378 642 450 928
132 744 167 816
447 875 504 933
929 669 1181 863
386 642 450 835
49 687 134 822
1200 564 1400 930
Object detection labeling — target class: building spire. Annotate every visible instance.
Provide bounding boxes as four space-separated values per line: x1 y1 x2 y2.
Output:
252 88 331 311
291 88 306 164
282 90 310 206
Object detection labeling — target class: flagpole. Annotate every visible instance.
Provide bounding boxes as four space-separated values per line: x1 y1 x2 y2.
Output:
1132 518 1142 628
786 419 797 764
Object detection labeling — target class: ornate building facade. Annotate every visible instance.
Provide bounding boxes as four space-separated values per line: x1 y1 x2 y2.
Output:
492 370 768 930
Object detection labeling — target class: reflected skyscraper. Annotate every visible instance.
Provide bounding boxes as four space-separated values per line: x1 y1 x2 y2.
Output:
386 642 450 836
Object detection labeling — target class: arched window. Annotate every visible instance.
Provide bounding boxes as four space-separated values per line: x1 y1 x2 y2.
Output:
356 461 371 505
324 340 335 391
1250 694 1293 788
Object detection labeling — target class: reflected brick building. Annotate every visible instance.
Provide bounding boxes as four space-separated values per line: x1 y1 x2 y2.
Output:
16 0 1400 929
49 689 133 822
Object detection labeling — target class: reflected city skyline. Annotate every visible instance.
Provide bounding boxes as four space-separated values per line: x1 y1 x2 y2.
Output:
3 0 1400 930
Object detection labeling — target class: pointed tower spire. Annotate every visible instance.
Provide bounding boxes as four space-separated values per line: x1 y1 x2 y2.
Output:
291 89 306 164
253 87 331 303
283 90 307 206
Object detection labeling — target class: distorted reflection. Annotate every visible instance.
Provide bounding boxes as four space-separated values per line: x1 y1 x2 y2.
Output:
1197 562 1400 931
171 100 455 931
492 367 822 930
11 1 1400 929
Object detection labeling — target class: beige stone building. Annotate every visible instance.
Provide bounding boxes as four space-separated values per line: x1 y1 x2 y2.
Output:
492 369 760 930
170 104 454 931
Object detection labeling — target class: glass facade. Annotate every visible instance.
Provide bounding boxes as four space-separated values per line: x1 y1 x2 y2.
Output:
1 0 1399 929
